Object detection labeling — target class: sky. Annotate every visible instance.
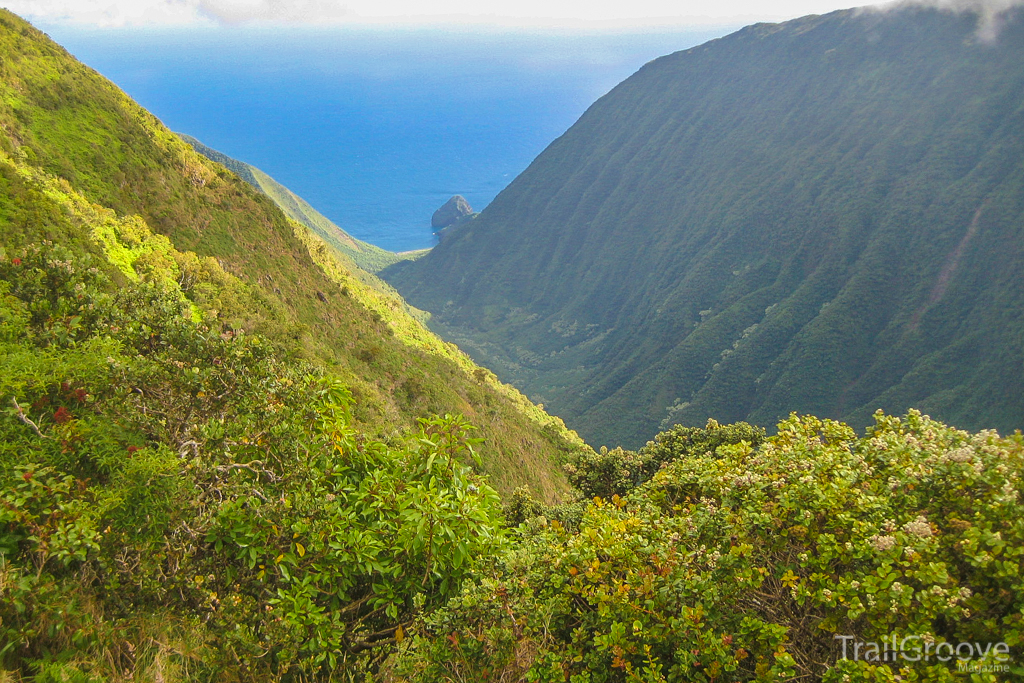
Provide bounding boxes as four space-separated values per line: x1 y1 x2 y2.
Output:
4 0 890 29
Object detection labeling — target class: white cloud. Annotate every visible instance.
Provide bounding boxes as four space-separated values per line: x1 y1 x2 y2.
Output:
3 0 207 26
5 0 887 27
865 0 1024 40
7 0 1019 30
196 0 352 24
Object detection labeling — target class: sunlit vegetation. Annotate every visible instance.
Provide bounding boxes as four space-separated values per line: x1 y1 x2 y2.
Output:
0 243 506 678
386 414 1024 682
178 134 414 275
4 242 1020 681
0 7 585 503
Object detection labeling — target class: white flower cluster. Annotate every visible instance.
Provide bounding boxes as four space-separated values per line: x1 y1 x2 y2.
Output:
971 430 1003 453
903 515 933 538
706 550 722 569
46 258 75 272
733 472 761 487
945 447 974 463
699 497 719 515
946 585 973 609
869 534 897 552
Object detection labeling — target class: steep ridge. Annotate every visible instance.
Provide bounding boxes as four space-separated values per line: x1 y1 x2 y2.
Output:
179 133 431 332
384 5 1024 448
0 9 584 498
179 133 417 274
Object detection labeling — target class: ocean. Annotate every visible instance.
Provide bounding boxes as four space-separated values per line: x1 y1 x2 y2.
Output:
40 24 733 252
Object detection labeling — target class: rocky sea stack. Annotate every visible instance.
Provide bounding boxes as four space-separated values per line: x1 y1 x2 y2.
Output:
431 194 473 229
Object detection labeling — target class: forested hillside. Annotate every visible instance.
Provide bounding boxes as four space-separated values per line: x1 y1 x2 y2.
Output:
0 7 585 502
384 5 1024 448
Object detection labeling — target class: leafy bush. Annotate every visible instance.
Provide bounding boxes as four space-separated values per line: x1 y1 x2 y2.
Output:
0 244 506 680
386 413 1023 682
563 420 765 499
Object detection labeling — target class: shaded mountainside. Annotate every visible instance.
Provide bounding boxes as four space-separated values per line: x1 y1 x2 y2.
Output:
384 5 1024 448
0 9 584 499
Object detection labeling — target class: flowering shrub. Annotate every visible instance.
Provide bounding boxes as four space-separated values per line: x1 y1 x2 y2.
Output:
387 413 1023 682
4 244 1022 682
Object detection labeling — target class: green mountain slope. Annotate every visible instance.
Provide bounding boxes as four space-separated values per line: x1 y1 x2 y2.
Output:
179 133 431 331
384 5 1024 448
0 191 508 677
0 9 584 499
178 133 418 274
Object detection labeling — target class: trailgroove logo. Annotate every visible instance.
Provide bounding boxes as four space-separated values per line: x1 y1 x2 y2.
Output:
835 635 1011 672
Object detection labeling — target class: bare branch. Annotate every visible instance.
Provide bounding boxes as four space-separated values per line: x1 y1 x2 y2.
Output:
212 461 279 483
11 398 47 439
347 622 410 654
178 440 200 458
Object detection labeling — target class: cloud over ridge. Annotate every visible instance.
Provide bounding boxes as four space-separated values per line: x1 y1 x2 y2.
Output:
865 0 1024 40
3 0 888 28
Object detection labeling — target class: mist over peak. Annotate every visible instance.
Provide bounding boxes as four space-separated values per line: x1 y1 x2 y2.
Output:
864 0 1024 40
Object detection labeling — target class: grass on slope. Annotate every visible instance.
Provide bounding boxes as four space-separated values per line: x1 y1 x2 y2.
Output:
0 8 582 500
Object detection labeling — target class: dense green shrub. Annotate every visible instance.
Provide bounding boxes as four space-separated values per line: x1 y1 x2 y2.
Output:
0 244 506 680
386 413 1023 682
563 420 765 499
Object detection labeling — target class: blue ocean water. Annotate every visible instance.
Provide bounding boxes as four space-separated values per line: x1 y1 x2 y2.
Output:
40 24 733 252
